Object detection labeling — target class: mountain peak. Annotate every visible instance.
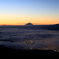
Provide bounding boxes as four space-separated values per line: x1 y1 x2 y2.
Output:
25 23 33 26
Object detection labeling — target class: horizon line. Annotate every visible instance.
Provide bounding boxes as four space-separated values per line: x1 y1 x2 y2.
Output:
0 23 59 26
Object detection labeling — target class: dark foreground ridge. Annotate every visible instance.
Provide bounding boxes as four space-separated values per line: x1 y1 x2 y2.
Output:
0 45 58 53
0 45 59 57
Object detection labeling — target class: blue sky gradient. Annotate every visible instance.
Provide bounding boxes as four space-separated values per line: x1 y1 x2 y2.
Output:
0 0 59 25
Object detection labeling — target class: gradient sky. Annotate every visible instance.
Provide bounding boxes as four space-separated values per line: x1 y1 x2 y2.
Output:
0 0 59 25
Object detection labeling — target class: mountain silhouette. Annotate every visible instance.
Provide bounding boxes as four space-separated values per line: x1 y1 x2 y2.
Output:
25 23 33 26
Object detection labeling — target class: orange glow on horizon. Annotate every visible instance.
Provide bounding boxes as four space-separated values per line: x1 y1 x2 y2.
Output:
0 13 59 26
0 22 59 26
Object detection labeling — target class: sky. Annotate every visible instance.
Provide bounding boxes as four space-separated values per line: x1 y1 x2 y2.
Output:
0 0 59 25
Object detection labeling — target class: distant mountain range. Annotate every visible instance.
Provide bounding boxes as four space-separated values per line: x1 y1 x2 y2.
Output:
0 23 59 31
25 23 59 31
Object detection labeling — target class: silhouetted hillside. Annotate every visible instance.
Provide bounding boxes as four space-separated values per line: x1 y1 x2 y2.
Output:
44 24 59 31
0 45 58 53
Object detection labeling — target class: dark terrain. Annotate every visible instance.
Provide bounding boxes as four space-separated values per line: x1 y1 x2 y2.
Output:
0 45 58 53
44 24 59 31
